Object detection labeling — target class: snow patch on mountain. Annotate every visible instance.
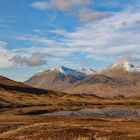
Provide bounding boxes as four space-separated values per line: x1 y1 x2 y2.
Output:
34 61 140 79
110 60 140 72
49 66 96 80
57 66 88 79
76 68 96 75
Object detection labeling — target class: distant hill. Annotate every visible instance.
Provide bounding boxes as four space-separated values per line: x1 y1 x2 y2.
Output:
0 75 55 107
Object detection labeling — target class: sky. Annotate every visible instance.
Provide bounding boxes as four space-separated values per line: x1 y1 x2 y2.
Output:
0 0 140 81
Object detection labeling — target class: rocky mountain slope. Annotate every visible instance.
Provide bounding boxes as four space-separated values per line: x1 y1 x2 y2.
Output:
69 61 140 97
25 61 140 97
25 66 96 91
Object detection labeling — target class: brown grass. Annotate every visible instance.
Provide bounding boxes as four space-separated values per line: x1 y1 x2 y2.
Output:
0 76 140 140
0 115 140 140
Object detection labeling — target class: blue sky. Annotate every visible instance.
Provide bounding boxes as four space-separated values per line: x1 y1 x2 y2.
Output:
0 0 140 81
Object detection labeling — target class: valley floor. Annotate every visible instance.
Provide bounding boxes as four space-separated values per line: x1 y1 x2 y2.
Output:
1 88 140 140
0 114 140 140
1 104 140 140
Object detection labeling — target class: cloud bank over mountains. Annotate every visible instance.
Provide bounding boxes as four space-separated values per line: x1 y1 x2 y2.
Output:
0 0 140 69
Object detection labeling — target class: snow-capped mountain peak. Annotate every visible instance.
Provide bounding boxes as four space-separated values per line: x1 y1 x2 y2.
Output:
58 66 86 79
49 66 96 80
111 60 130 69
110 60 140 72
76 68 96 75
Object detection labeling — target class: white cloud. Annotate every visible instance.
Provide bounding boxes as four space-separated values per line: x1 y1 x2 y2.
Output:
78 10 112 22
31 1 48 10
16 8 140 64
0 41 14 68
60 9 140 62
11 52 48 67
50 0 91 11
31 0 91 11
31 0 114 23
0 41 7 47
16 35 66 48
16 3 140 66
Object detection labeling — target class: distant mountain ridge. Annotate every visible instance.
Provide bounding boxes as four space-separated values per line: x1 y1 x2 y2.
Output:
25 66 96 92
25 61 140 97
35 66 96 80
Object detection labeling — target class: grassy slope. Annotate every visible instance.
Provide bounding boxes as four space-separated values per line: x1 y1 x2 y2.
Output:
0 115 140 140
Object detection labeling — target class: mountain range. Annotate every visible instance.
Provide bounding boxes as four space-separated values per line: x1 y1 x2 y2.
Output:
1 60 140 108
25 66 95 92
25 60 140 97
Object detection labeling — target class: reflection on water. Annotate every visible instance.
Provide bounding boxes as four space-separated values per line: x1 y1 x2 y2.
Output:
47 107 140 119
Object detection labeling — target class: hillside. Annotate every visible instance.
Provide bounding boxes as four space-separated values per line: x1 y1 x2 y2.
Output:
0 75 57 107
